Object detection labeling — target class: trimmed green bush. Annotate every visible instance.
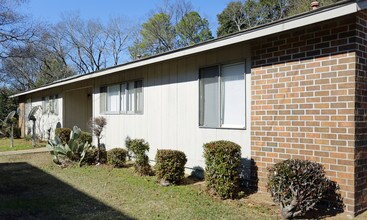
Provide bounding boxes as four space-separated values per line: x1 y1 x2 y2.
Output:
83 147 107 165
203 140 241 199
55 128 71 144
78 131 92 144
267 159 333 219
128 138 151 175
155 149 187 184
107 148 127 167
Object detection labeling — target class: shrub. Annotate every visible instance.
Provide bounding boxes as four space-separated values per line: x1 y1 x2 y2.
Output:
78 131 92 144
107 148 127 167
128 138 151 175
125 136 133 160
267 159 333 219
155 150 187 184
203 140 241 199
55 128 71 144
13 127 21 139
83 147 107 165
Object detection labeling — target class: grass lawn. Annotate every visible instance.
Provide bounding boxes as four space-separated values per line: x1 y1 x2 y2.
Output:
0 152 278 219
0 138 45 152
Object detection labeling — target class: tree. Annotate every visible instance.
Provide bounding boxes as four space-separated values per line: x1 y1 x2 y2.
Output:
176 11 213 47
217 0 340 37
140 12 176 55
129 0 212 59
128 28 147 60
50 13 131 74
0 87 17 121
217 0 287 37
107 17 130 66
54 14 108 74
2 42 74 91
217 1 249 37
88 116 107 164
0 0 35 58
287 0 339 16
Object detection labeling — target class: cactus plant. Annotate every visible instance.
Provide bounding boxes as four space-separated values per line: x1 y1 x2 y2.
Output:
47 126 92 166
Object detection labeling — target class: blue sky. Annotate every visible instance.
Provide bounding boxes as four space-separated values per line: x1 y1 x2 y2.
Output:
20 0 232 35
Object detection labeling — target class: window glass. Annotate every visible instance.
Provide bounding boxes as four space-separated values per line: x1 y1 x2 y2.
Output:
127 81 135 112
100 86 107 113
120 83 127 112
102 80 143 115
221 63 245 128
135 80 143 113
107 85 120 112
199 66 219 127
199 62 246 128
42 97 49 114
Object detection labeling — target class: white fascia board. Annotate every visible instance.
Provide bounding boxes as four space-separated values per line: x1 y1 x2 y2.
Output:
11 1 362 98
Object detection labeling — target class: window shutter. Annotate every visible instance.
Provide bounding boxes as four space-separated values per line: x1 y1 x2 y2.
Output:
100 86 107 113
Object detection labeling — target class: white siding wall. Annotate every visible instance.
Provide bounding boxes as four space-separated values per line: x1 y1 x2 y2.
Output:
93 43 252 169
24 95 63 140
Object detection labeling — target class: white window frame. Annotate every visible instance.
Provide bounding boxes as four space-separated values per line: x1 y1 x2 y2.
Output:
106 84 121 114
42 95 59 115
103 79 144 115
199 62 246 129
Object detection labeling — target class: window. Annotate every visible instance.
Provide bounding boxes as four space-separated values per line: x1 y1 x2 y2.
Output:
42 95 59 115
199 62 246 128
101 79 143 114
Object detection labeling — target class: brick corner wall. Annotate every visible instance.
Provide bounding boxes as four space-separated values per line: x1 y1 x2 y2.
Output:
355 10 367 215
250 14 359 214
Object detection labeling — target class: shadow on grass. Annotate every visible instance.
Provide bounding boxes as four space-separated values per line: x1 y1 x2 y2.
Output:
0 162 134 219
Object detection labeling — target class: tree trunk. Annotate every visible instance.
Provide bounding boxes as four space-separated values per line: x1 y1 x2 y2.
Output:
97 137 100 163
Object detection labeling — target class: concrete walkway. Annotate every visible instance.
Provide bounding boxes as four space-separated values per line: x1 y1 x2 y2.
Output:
0 147 49 156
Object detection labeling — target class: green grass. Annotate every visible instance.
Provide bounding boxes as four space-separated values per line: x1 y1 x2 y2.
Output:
0 138 44 152
0 153 277 219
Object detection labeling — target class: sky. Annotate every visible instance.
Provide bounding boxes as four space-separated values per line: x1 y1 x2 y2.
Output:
19 0 232 36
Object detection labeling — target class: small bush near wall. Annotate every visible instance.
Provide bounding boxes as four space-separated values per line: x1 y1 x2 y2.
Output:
107 148 127 167
155 150 187 184
83 147 107 165
267 159 335 219
127 138 151 175
78 131 92 144
203 140 241 199
55 128 71 143
125 136 133 160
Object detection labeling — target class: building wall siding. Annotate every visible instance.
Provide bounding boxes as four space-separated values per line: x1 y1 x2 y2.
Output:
92 43 252 170
250 14 358 214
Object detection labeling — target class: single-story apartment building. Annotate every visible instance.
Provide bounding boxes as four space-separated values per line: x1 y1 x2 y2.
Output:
10 0 367 216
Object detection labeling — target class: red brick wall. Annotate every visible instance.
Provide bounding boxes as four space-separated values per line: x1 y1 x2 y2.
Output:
250 14 358 214
355 11 367 215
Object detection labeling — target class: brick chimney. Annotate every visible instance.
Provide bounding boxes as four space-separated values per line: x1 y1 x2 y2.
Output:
311 1 320 10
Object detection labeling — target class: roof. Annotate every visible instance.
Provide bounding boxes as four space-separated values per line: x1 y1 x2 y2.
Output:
11 0 366 98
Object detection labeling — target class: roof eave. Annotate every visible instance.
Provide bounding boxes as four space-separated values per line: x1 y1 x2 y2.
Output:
10 0 363 98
